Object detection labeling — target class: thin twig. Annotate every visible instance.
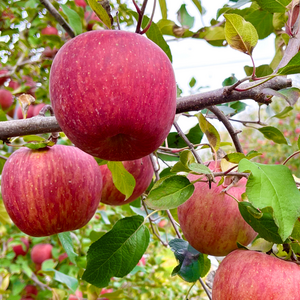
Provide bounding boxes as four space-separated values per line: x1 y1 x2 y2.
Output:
198 278 212 300
140 0 157 34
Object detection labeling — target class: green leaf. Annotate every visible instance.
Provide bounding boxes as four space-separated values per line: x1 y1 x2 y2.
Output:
144 175 195 210
273 87 300 106
238 159 300 241
23 135 46 142
191 0 204 15
224 13 258 55
131 11 172 62
197 26 226 46
196 113 220 151
166 123 203 149
258 126 288 144
256 0 291 13
244 64 273 77
246 150 262 160
107 161 136 200
291 219 300 241
171 150 196 173
222 74 238 86
0 199 11 225
225 152 246 164
177 4 194 29
60 4 82 36
43 269 78 292
278 52 300 75
169 239 210 282
189 77 196 88
24 140 55 150
158 0 167 19
58 232 78 265
238 202 284 243
86 0 111 29
82 216 149 288
271 106 293 119
0 110 7 121
188 163 212 175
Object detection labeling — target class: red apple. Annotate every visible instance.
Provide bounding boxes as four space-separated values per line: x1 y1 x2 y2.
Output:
75 0 87 8
49 30 176 161
17 105 35 119
69 290 83 300
58 252 68 262
22 76 36 97
84 11 100 30
8 80 20 90
1 145 103 236
23 285 38 298
100 156 153 206
0 69 10 85
9 237 30 256
33 103 46 116
42 46 59 58
31 243 53 264
41 26 58 35
177 161 257 256
100 288 113 300
137 256 146 266
0 89 13 109
212 249 300 299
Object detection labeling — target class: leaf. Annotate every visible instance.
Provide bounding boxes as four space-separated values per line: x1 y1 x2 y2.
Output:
131 11 172 62
238 202 284 244
144 175 195 210
196 113 220 151
0 199 11 225
244 64 273 77
271 106 293 119
166 123 203 149
60 4 82 36
278 52 300 75
23 135 46 142
273 87 300 106
158 0 167 19
177 4 194 29
58 232 78 265
82 216 149 288
171 150 196 173
258 126 288 144
225 152 247 164
291 219 300 241
256 0 291 13
191 0 204 15
224 13 258 55
86 0 111 29
248 238 273 252
107 161 136 200
24 140 55 150
169 239 211 282
188 163 212 175
43 269 78 292
0 110 7 121
238 159 300 241
189 77 196 88
222 74 238 86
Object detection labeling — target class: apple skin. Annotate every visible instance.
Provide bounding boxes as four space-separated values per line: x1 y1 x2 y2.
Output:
9 237 30 256
177 161 257 256
49 30 177 161
1 145 103 237
17 105 35 119
31 243 53 264
41 26 58 35
0 89 13 109
100 156 153 206
23 285 38 298
33 103 46 116
0 69 10 85
69 290 83 300
212 249 300 299
75 0 87 7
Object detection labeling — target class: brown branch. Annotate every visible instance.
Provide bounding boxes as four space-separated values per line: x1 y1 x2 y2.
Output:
39 0 75 38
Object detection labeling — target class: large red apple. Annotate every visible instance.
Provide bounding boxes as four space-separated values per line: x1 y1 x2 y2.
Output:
0 89 13 109
31 243 53 264
49 30 177 161
100 156 153 206
1 145 103 236
177 161 257 256
9 237 30 257
212 249 300 299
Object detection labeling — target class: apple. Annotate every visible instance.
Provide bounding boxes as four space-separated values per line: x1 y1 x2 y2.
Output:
69 290 83 300
33 103 46 116
41 26 58 35
0 69 10 85
9 237 30 257
31 243 53 264
100 156 153 206
84 11 100 30
0 89 13 109
58 252 68 262
42 46 59 59
75 0 87 8
100 288 113 300
212 249 300 299
177 161 257 256
49 30 177 161
23 285 38 298
8 80 20 90
1 145 103 237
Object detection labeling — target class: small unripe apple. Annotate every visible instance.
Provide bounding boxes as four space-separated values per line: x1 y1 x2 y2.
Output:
100 156 153 206
31 243 53 264
212 249 300 299
0 89 13 109
1 145 103 236
177 161 257 256
41 26 58 35
50 30 176 161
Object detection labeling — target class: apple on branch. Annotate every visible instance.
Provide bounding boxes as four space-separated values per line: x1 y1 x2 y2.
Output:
1 145 103 237
49 30 177 161
177 160 257 256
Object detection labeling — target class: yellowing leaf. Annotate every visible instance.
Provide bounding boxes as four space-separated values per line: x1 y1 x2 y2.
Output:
86 0 111 29
224 14 258 55
0 200 11 225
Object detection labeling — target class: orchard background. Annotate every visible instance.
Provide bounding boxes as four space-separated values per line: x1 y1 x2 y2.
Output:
0 0 300 299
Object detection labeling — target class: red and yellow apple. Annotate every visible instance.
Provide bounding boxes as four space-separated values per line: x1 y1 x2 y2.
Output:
0 89 13 109
212 249 300 299
100 156 153 206
49 30 177 161
177 161 257 256
1 145 103 236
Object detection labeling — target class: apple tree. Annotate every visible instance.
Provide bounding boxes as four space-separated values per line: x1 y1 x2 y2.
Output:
1 0 300 299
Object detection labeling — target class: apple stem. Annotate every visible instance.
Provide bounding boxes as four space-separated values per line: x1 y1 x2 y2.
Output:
135 0 148 34
38 105 59 144
140 0 157 35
